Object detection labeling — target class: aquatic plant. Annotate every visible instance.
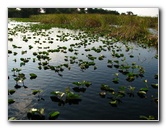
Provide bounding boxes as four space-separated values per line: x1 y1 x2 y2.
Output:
49 111 60 120
30 73 37 79
112 73 119 84
139 115 155 120
8 99 15 104
109 100 117 106
98 54 105 60
126 72 135 82
154 74 158 79
151 83 158 89
99 91 106 98
51 87 81 104
11 68 16 76
127 86 135 97
100 84 114 92
72 80 92 87
8 50 12 54
29 45 33 49
8 117 17 120
32 90 43 95
13 52 17 56
137 90 146 98
27 108 45 120
8 89 16 95
21 50 27 55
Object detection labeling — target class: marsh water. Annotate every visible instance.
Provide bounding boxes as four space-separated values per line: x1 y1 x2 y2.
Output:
8 20 158 120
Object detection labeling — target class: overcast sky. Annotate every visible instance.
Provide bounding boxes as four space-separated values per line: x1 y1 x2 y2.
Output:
103 8 158 17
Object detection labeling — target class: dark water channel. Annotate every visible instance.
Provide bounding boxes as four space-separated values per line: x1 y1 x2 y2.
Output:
8 21 159 120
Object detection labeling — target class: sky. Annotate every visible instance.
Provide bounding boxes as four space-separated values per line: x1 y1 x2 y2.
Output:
103 8 158 17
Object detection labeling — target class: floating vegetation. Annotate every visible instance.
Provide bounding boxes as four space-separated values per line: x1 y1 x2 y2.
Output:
151 83 158 89
154 74 158 79
8 18 158 120
30 73 37 79
109 100 118 107
99 91 106 98
100 84 114 92
32 90 43 95
8 50 12 54
8 89 16 95
8 99 15 104
51 87 81 104
8 117 17 120
139 115 155 120
49 111 60 120
27 108 45 120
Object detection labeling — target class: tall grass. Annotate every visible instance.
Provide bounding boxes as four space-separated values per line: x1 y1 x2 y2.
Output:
12 14 158 46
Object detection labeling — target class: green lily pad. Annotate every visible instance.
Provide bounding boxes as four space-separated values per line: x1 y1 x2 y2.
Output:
30 73 37 79
49 111 60 120
112 78 119 84
139 87 148 92
27 108 45 120
101 84 114 92
66 92 80 100
32 90 42 95
51 91 65 99
8 99 15 104
99 91 106 97
8 117 17 120
139 115 155 120
8 89 16 95
151 83 158 89
8 50 12 54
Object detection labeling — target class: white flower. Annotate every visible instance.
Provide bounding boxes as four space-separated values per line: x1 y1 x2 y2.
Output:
31 108 38 112
144 79 147 83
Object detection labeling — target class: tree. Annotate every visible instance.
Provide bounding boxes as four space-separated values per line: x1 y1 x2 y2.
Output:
127 11 134 16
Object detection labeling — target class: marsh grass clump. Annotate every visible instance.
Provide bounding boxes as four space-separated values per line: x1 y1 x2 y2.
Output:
13 14 158 47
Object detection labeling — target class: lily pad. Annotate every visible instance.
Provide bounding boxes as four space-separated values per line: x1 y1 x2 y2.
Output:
32 90 42 95
139 87 148 92
139 115 155 120
27 108 45 120
8 117 17 120
30 73 37 79
101 84 114 92
8 99 15 104
8 89 16 95
49 111 60 120
109 100 117 107
99 91 106 98
151 83 158 89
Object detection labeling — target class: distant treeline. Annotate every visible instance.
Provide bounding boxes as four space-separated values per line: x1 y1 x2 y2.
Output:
8 8 123 18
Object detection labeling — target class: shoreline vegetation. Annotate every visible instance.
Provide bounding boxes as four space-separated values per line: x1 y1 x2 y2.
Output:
11 14 158 48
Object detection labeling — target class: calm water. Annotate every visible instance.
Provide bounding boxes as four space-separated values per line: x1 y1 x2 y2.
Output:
8 20 159 120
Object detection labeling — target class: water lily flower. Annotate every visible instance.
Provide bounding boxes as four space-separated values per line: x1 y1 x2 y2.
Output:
144 79 148 83
31 108 38 112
